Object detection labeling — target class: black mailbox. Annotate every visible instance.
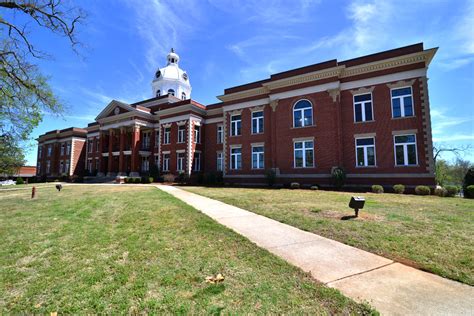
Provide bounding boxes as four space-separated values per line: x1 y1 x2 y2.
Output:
349 196 365 217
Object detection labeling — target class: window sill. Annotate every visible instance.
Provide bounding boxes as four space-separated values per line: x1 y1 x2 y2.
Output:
355 165 377 168
291 125 316 130
251 132 264 135
394 164 419 167
293 166 316 169
229 135 242 137
354 120 375 124
392 116 416 120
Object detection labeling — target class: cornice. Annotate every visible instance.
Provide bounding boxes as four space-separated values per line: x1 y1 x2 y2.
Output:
263 66 344 91
217 87 268 102
341 49 436 78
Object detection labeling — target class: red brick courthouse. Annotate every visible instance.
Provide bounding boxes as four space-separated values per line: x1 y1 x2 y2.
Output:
37 43 437 187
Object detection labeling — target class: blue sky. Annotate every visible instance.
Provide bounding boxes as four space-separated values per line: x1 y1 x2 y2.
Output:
24 0 473 165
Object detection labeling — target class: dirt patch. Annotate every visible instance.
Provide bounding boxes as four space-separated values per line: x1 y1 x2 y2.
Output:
305 209 384 222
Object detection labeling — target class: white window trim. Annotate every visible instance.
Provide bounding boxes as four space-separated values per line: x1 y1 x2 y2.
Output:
390 86 414 118
293 140 314 168
193 152 201 171
251 111 264 134
393 134 418 166
230 146 242 170
216 151 223 171
353 92 374 123
217 125 223 144
177 126 186 143
162 153 170 172
164 127 171 144
251 145 264 169
230 114 241 136
177 152 185 172
293 99 314 128
194 125 201 143
355 137 377 167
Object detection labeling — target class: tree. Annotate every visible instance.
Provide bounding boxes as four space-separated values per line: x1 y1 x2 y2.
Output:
0 135 25 176
433 143 471 164
0 0 85 175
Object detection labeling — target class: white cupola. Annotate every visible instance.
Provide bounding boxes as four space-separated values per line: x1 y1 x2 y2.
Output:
152 48 191 100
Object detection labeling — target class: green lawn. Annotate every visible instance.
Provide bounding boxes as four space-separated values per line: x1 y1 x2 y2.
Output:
0 185 375 314
184 186 474 286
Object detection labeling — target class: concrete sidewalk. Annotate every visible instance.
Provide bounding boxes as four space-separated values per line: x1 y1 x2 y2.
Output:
158 185 474 316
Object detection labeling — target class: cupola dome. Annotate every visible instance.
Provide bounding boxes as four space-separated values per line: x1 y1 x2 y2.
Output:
152 48 191 100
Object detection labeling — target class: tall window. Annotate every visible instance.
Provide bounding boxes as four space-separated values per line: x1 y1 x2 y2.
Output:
164 127 171 144
178 125 185 143
156 90 161 97
294 140 314 168
217 152 223 171
355 137 376 167
252 111 264 134
194 126 200 143
230 147 242 170
37 163 41 174
88 140 93 153
154 155 159 167
293 100 313 127
163 153 170 171
96 139 99 152
168 89 175 96
38 146 42 158
60 161 64 173
177 152 185 171
354 93 373 122
155 130 160 147
65 160 70 174
181 92 186 100
46 161 50 173
60 143 65 155
394 134 417 166
252 146 264 169
217 125 223 143
47 145 52 157
142 132 151 149
230 115 241 136
88 160 93 173
193 152 201 171
66 142 71 155
391 87 413 118
141 157 149 172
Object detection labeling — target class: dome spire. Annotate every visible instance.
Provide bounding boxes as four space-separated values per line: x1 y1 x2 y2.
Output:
167 48 179 65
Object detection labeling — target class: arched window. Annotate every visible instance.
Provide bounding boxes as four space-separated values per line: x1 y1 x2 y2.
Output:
293 99 313 127
168 89 175 96
156 90 161 97
181 92 186 100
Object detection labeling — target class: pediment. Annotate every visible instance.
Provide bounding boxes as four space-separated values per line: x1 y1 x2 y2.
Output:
95 100 136 121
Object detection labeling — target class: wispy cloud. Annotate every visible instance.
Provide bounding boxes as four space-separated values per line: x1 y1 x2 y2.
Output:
122 0 203 69
431 108 474 142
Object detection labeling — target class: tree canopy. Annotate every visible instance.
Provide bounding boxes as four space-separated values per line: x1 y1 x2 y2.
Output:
0 0 85 175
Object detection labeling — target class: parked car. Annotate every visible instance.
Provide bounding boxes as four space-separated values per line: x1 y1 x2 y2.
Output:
0 180 16 186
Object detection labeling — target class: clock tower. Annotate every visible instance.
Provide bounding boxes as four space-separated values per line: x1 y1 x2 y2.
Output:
151 48 192 100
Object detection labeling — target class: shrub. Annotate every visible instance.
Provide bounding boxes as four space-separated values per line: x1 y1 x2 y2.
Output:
290 182 300 189
465 185 474 199
163 174 175 183
463 168 474 198
310 185 319 190
372 185 384 194
265 169 276 187
16 177 24 185
393 184 405 194
149 177 154 183
206 172 217 185
445 185 459 197
176 172 188 184
197 172 205 184
415 185 431 196
124 177 129 184
331 166 346 190
141 177 150 184
434 187 447 197
216 172 223 184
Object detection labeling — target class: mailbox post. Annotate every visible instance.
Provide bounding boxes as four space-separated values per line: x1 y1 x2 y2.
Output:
349 196 365 217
